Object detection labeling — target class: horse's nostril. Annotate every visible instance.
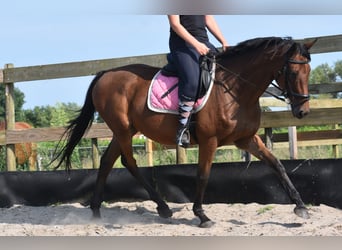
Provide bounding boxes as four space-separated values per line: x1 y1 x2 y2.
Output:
298 110 309 119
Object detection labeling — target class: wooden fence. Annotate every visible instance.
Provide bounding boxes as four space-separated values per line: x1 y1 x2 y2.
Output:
1 34 342 171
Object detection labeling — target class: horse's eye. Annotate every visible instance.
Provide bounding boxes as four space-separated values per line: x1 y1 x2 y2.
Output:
289 71 298 79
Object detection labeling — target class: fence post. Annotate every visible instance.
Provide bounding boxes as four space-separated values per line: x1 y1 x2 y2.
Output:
91 138 100 168
288 126 298 159
4 64 16 171
287 104 298 159
176 146 187 164
265 127 273 150
145 139 153 166
333 124 340 158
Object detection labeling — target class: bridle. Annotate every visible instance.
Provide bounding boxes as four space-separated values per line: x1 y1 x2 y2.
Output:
271 57 311 105
270 57 311 105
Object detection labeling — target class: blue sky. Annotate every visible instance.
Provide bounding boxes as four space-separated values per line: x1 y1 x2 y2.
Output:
1 1 342 109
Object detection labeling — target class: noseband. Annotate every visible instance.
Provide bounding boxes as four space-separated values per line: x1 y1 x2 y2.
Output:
272 58 311 105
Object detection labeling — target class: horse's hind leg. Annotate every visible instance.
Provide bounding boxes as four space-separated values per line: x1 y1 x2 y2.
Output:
90 138 121 218
118 133 173 218
235 135 309 219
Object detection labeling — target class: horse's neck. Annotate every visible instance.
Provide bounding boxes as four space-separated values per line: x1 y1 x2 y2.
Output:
216 42 290 104
216 63 275 104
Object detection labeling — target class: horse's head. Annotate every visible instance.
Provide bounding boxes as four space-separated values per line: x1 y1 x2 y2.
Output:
275 39 317 119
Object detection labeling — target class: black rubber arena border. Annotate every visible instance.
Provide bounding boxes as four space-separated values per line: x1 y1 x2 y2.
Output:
0 159 341 208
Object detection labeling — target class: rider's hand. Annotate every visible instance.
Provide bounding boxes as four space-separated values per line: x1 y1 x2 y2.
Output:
195 42 210 56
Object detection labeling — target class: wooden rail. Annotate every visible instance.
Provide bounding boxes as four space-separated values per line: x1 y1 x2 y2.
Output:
1 105 341 145
1 34 342 170
1 34 342 84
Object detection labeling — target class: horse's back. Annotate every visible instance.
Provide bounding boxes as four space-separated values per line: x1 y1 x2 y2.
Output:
92 64 161 125
103 64 160 81
93 64 159 102
0 121 36 168
0 121 32 130
15 122 32 129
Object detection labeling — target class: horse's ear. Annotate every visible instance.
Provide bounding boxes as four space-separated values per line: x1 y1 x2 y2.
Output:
304 38 318 50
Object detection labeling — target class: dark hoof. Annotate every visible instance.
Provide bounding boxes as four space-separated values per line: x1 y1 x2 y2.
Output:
199 220 215 228
294 206 310 219
91 215 102 222
91 209 102 220
157 205 173 218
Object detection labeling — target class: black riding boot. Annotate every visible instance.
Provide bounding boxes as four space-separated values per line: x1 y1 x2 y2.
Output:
176 124 190 147
176 101 194 148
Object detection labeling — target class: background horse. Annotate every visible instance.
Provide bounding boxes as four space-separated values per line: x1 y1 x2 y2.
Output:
55 37 316 228
0 121 37 171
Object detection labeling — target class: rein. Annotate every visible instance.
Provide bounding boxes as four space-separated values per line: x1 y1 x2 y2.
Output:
214 57 311 105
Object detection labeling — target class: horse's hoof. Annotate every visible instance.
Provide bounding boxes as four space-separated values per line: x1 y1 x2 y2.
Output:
294 206 310 219
91 214 102 222
91 216 102 222
91 209 102 220
157 205 173 218
199 220 215 228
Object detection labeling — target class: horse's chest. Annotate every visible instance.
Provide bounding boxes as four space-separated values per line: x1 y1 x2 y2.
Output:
217 107 260 140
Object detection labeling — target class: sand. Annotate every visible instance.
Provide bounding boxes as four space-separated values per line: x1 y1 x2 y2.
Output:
0 201 341 236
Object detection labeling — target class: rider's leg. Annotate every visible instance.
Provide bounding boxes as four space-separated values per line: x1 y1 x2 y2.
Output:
171 47 200 147
176 100 194 147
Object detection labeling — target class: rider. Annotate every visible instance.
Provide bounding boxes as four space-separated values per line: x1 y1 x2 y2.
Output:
167 15 229 147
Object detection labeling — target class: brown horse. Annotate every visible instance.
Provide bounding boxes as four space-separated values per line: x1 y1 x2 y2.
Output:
0 121 37 170
55 37 316 227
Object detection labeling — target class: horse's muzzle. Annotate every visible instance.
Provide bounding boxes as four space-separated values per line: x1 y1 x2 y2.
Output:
292 105 310 119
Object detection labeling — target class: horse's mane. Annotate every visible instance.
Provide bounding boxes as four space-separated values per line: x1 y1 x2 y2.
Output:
217 36 295 59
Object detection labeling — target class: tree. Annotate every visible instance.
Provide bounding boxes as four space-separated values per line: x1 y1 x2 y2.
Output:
50 102 81 127
309 63 336 84
23 102 81 128
309 60 342 99
23 106 54 128
334 60 342 80
0 84 25 122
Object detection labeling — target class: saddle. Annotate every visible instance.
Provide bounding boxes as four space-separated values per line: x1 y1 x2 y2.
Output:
147 54 215 114
162 53 215 99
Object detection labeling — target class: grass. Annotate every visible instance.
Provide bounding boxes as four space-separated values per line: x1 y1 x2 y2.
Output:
257 205 275 215
1 141 341 171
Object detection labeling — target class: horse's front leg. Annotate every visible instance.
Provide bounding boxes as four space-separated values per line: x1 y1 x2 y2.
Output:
235 135 309 219
193 139 218 228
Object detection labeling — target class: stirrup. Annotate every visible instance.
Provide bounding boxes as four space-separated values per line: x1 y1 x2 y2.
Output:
176 127 190 148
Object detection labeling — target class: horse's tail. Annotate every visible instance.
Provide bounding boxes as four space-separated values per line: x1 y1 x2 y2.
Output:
53 71 106 171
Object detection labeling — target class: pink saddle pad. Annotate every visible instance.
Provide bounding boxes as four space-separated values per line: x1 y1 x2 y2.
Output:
147 71 212 114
